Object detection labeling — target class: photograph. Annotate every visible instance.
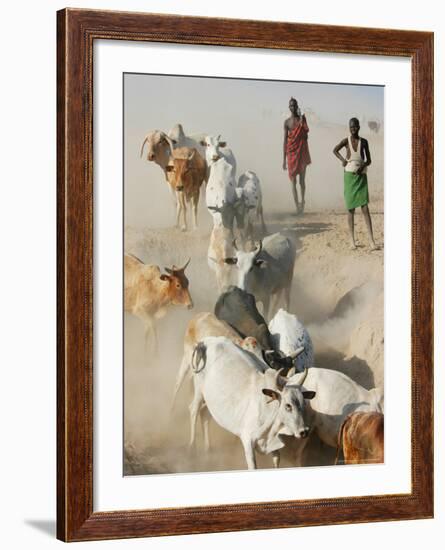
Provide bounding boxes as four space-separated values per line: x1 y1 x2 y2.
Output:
123 73 385 475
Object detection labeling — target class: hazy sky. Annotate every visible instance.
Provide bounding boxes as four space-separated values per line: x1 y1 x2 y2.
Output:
124 73 384 228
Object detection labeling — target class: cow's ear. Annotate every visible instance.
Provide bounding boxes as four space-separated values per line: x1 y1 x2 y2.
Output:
302 391 316 400
254 259 267 268
224 257 238 265
219 141 227 148
165 165 175 172
160 274 171 282
262 388 281 403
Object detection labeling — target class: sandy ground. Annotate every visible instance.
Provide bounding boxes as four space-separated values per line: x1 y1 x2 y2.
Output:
123 199 384 475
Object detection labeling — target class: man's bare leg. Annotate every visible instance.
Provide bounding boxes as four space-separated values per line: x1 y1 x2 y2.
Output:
299 169 306 214
290 176 300 213
361 204 377 250
348 208 357 249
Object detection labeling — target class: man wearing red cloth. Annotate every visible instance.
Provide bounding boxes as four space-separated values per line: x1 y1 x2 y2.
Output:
283 97 311 214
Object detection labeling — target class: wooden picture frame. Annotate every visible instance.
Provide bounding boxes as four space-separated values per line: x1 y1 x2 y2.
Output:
57 8 434 542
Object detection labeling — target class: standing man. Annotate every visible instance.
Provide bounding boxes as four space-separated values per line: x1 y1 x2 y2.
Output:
333 117 377 250
283 97 311 214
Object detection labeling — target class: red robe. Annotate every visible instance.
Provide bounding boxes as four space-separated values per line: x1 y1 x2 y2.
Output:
286 118 311 178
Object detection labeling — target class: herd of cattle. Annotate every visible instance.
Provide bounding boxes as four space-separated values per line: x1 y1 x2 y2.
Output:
125 123 384 470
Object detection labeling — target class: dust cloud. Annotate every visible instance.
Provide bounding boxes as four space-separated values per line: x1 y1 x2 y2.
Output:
123 74 384 474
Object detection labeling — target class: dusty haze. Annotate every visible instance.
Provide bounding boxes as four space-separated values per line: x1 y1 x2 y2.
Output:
123 73 384 475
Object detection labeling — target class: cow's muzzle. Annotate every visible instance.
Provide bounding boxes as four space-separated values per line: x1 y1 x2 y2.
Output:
299 427 310 439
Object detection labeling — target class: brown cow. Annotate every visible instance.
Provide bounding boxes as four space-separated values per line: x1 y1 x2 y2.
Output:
165 147 207 231
336 411 384 465
124 253 193 351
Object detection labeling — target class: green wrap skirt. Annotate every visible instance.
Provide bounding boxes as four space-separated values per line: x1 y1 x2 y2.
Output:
344 171 369 210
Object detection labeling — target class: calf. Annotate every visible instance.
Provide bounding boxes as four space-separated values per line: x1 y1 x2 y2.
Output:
165 147 207 231
124 253 193 350
235 170 267 241
336 411 384 465
190 336 315 469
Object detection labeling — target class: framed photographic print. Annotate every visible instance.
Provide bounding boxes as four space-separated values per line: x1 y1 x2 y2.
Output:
57 8 433 542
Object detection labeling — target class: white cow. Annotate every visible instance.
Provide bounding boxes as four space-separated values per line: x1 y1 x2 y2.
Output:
205 157 238 230
269 309 314 373
200 135 237 177
224 233 297 319
236 170 267 240
207 225 235 292
288 367 384 449
190 336 314 469
168 124 206 158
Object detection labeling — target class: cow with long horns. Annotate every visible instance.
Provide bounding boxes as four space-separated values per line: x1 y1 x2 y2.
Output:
124 253 193 352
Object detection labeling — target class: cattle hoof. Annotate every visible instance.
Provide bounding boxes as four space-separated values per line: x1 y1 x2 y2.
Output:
181 226 187 232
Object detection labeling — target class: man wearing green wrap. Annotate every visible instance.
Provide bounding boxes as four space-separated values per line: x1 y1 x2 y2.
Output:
333 117 377 250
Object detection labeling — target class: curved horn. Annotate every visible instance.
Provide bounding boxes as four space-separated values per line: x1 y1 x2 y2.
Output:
140 136 148 158
276 368 288 390
297 367 308 387
288 346 305 359
188 149 196 161
254 240 263 255
178 258 191 271
232 238 239 251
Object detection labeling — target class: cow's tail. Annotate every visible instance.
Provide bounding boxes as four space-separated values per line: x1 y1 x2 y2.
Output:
191 342 207 373
170 353 191 412
335 416 349 465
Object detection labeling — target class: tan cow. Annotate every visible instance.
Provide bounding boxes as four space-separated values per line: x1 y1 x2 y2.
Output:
335 411 384 465
165 147 207 231
207 226 235 292
140 130 174 175
124 253 193 351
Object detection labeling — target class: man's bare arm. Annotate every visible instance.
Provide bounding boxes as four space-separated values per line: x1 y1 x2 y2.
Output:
333 138 348 166
283 121 289 170
363 139 372 166
355 139 371 175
